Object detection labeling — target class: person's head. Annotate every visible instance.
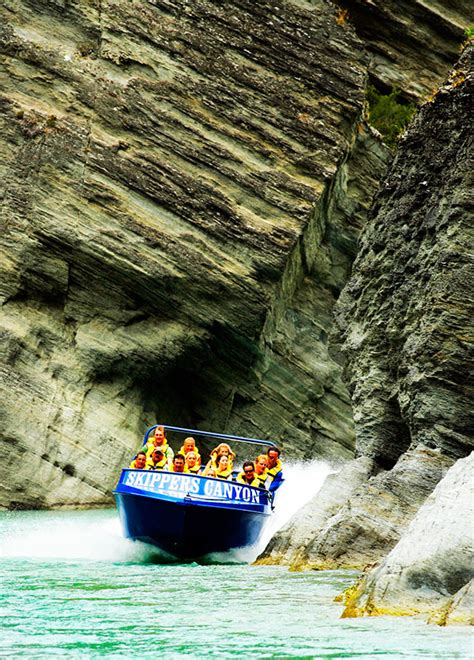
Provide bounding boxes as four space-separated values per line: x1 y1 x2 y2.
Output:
151 447 164 463
215 443 231 456
185 451 197 468
242 461 255 481
183 437 196 453
206 468 216 477
217 454 229 470
255 455 268 474
267 447 281 468
135 452 147 469
153 427 166 446
173 454 185 472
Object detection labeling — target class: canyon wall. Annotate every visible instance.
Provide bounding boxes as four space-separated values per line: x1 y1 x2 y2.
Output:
335 0 469 99
258 44 473 622
1 0 391 508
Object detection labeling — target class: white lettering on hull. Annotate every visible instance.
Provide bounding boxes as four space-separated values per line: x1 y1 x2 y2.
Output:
123 471 264 506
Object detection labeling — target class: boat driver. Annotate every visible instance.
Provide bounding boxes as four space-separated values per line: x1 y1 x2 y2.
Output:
236 461 260 487
129 451 147 470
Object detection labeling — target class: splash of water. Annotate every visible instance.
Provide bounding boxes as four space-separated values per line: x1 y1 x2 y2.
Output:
207 460 334 563
0 461 333 564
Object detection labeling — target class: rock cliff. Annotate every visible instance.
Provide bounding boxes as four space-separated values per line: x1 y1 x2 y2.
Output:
258 44 473 572
1 0 392 508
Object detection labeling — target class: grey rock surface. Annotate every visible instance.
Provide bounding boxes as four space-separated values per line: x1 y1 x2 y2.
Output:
1 0 390 507
256 456 376 566
260 45 473 570
342 452 474 624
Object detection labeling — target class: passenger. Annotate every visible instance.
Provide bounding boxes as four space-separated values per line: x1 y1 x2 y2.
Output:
266 446 283 490
184 451 201 474
143 426 174 463
214 454 232 480
169 453 186 473
254 454 268 488
207 442 235 470
146 447 169 471
204 467 216 478
236 461 260 487
129 451 147 470
179 437 201 466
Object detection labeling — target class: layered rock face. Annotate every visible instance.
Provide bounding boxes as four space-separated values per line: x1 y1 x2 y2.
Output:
258 46 473 571
342 452 474 624
1 0 392 507
335 0 470 99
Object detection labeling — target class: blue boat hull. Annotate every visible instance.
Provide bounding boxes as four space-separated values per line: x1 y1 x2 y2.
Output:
114 469 272 559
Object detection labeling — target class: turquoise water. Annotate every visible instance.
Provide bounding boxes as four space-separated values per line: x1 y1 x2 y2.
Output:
1 510 472 659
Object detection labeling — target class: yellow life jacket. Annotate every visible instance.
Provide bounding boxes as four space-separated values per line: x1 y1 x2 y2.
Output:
266 459 282 481
215 466 233 480
236 472 260 488
146 456 168 470
179 446 201 464
185 464 201 474
254 470 268 488
129 458 146 469
144 442 174 461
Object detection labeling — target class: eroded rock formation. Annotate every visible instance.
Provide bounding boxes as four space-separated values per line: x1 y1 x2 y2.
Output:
258 45 473 573
1 0 393 508
342 452 474 624
335 0 470 99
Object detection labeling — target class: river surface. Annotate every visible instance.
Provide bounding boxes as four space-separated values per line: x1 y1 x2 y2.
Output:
1 466 473 659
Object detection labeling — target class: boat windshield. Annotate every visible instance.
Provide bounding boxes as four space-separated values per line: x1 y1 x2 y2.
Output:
126 424 283 492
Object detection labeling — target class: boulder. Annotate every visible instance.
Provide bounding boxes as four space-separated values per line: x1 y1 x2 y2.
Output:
342 453 474 624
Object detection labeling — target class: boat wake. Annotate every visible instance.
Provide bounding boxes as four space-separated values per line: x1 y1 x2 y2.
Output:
0 461 333 565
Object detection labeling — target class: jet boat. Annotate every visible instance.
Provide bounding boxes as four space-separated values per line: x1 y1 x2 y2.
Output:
114 425 279 559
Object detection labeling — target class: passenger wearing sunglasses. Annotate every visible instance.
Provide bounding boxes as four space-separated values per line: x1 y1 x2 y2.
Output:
236 461 260 487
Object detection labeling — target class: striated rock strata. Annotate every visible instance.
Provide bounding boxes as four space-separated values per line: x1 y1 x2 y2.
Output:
342 452 474 625
0 0 392 508
258 45 473 568
335 0 470 99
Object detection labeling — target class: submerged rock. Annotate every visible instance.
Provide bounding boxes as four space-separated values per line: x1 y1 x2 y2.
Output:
342 453 474 624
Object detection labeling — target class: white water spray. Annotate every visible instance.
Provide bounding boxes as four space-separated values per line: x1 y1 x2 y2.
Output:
0 461 333 564
203 460 334 563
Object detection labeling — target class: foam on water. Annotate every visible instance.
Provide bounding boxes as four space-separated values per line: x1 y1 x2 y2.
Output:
0 461 333 564
0 510 169 563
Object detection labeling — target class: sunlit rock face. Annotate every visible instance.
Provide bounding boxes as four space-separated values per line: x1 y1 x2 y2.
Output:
0 0 392 508
259 45 472 569
342 452 474 625
335 0 469 99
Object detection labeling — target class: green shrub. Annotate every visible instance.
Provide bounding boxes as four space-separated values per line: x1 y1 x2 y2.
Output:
366 85 417 148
